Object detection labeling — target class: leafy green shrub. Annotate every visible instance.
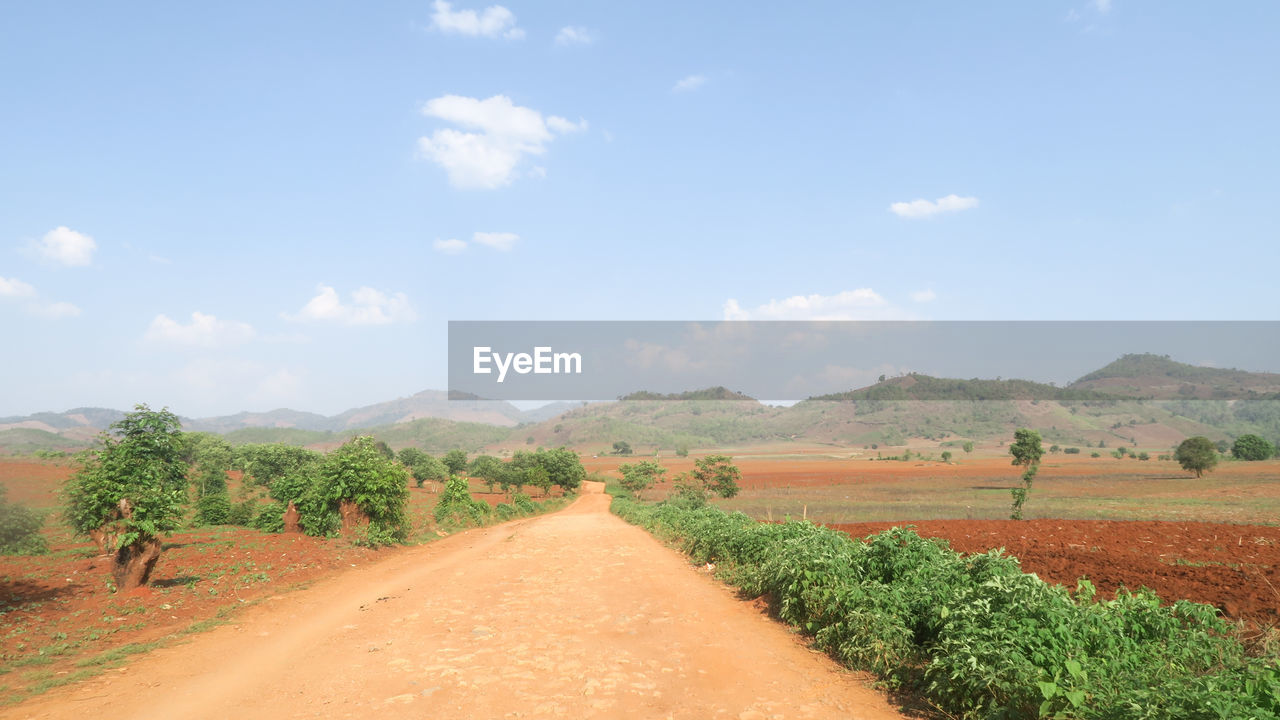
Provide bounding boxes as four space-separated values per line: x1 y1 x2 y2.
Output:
313 436 409 545
1063 447 1081 454
511 492 537 515
610 497 1279 720
252 501 286 533
228 499 257 527
1175 436 1219 478
1233 434 1275 461
194 492 232 525
433 476 489 527
0 486 47 555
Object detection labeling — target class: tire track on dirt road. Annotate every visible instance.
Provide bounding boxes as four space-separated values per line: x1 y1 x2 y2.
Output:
7 483 906 720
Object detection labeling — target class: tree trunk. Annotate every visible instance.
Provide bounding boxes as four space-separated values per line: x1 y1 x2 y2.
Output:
338 499 368 535
282 501 301 534
112 537 162 591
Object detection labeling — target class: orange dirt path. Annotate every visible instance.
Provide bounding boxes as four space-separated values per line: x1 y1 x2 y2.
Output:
5 483 904 720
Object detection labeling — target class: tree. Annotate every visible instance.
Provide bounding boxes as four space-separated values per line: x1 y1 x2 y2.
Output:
63 404 188 590
526 466 553 496
1175 436 1219 478
690 455 741 499
941 450 953 463
469 455 505 493
1232 434 1275 461
535 447 585 493
618 460 666 498
314 436 410 545
612 440 633 456
675 444 690 458
962 441 975 454
442 449 469 476
1008 428 1043 520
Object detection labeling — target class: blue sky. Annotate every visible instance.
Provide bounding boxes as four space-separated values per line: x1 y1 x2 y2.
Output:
2 1 1277 417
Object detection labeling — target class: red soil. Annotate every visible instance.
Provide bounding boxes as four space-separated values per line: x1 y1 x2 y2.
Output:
829 519 1280 625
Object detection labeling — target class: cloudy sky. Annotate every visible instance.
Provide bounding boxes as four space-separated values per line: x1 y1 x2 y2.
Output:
2 2 1277 416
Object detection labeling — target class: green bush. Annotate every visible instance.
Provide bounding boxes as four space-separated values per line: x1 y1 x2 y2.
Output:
0 486 47 555
1232 434 1275 461
433 476 489 527
227 499 257 527
611 497 1279 719
194 492 232 525
252 501 286 533
313 436 409 545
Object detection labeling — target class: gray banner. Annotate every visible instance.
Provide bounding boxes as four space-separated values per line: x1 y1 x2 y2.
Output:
447 321 1280 401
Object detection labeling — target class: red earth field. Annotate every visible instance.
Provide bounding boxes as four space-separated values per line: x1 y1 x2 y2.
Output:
829 519 1280 626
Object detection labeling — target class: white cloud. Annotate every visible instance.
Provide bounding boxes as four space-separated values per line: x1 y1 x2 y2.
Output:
1 276 80 318
434 238 468 254
31 301 81 318
910 289 937 303
0 276 36 298
1093 0 1112 13
888 194 979 219
286 284 417 326
418 94 585 189
146 311 255 348
472 231 518 251
723 289 913 320
429 0 523 39
545 115 588 134
34 226 97 266
555 26 594 46
673 74 707 93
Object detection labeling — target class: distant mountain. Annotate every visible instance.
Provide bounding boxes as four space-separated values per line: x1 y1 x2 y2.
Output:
1069 353 1280 399
2 354 1278 455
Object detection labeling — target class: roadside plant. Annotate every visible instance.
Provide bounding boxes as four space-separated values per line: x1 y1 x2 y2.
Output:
63 404 188 590
690 455 741 499
618 460 666 498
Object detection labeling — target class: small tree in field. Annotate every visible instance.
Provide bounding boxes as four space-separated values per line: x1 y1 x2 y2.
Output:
941 450 953 463
690 455 741 499
64 405 188 590
1232 434 1275 461
612 440 633 456
1008 428 1043 520
1175 436 1219 478
619 460 666 499
442 449 469 476
962 441 974 454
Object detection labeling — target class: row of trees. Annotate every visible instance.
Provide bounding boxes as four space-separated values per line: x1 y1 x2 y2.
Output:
617 455 741 507
56 405 586 591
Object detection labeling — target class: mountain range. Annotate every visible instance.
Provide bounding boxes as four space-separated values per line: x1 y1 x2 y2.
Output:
3 354 1278 454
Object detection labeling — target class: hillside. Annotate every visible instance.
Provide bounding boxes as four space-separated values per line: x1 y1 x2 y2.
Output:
1071 353 1280 399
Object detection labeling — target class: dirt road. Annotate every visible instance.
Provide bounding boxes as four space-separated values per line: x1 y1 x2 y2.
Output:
7 483 904 720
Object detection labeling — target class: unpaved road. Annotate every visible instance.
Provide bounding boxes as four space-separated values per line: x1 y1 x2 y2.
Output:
7 483 905 719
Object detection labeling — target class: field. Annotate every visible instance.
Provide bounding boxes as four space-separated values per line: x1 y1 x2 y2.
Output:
0 458 561 704
586 449 1280 624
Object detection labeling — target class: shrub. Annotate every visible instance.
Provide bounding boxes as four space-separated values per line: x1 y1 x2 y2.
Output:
610 498 1279 719
313 436 409 545
1232 434 1275 461
433 476 489 527
194 492 232 525
252 502 286 533
0 486 47 555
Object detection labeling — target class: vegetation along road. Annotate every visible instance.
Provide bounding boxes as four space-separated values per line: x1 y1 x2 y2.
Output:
7 482 905 720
